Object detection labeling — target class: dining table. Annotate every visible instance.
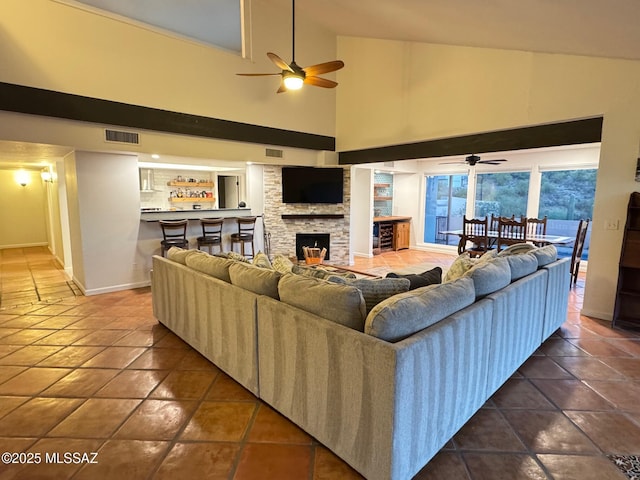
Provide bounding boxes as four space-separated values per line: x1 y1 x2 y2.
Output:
440 229 574 246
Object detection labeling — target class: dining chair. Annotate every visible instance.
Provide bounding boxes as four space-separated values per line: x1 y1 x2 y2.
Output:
197 218 224 254
490 214 514 231
526 215 548 246
159 219 189 256
458 216 490 257
570 218 590 286
497 217 528 252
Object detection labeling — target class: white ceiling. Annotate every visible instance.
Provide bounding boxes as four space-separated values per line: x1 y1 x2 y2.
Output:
3 0 636 167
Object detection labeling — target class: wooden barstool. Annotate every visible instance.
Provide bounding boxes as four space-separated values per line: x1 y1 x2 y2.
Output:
197 218 224 254
230 216 256 259
159 219 189 256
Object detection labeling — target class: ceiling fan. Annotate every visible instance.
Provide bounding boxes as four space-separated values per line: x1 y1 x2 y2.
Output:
236 0 344 93
440 154 508 166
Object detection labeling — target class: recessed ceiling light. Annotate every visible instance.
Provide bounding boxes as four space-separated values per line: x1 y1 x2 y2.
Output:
151 154 160 159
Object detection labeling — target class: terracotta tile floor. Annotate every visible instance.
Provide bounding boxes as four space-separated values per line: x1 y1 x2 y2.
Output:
1 246 640 479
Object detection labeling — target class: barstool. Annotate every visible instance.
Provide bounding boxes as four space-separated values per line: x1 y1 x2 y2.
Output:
230 216 256 259
159 219 189 256
197 218 224 254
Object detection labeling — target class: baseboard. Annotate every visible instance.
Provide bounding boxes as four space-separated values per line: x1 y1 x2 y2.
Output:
0 242 48 249
580 307 612 321
83 280 151 296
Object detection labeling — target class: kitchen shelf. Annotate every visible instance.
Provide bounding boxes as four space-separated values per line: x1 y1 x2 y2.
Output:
168 181 214 187
169 197 215 203
374 196 393 201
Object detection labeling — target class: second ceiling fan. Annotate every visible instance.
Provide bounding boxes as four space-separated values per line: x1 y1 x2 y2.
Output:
440 154 508 166
237 0 344 93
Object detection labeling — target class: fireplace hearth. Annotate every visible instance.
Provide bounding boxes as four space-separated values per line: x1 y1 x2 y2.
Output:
295 233 330 261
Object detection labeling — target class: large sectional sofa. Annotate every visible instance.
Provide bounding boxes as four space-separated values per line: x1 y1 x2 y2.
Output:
151 244 570 480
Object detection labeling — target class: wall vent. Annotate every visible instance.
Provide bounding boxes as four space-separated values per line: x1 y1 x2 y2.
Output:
265 148 283 158
105 129 140 145
383 161 395 168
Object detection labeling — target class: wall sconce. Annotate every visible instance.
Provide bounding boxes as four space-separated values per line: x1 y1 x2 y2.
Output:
41 171 53 183
15 170 29 187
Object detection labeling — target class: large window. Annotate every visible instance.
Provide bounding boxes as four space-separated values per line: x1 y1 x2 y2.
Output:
424 174 468 246
539 169 596 259
475 172 530 218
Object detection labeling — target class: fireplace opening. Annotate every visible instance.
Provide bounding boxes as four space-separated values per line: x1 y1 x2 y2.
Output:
295 233 330 261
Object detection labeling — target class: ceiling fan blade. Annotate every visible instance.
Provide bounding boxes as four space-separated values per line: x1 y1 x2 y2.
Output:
277 82 287 94
302 60 345 77
304 76 338 88
236 73 282 76
439 161 465 165
267 52 293 72
479 159 508 164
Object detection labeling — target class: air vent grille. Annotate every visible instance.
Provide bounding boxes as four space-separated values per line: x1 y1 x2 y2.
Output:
383 161 395 168
265 148 283 158
105 129 140 144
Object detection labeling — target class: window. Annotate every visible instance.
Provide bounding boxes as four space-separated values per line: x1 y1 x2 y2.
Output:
475 172 530 218
539 169 596 259
423 174 468 246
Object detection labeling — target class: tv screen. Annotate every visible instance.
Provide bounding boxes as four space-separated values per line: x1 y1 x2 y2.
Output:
282 167 344 204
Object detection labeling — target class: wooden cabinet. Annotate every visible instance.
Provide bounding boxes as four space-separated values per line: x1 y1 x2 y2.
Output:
373 217 411 254
613 192 640 329
393 221 410 250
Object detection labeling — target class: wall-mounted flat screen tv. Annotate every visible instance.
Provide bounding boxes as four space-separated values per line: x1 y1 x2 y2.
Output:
281 167 344 204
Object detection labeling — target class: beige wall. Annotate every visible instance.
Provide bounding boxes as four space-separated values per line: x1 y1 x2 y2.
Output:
336 37 640 320
0 169 48 248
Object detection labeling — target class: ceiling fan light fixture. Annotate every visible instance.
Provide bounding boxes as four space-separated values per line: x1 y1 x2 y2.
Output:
283 73 304 90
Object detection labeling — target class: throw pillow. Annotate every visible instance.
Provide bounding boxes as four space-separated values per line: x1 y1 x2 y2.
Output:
271 254 295 274
349 277 411 313
252 251 273 269
228 262 281 299
167 247 206 265
216 251 251 263
497 243 536 256
365 277 476 342
531 244 558 267
385 266 442 290
278 274 367 331
292 264 356 281
443 252 477 283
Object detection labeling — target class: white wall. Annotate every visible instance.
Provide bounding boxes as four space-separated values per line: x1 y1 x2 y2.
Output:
0 169 48 248
350 167 374 258
336 37 640 320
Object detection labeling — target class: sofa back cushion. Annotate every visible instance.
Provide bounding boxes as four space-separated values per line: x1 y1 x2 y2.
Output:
186 252 235 283
504 252 539 281
532 244 558 267
278 274 367 331
365 277 475 342
463 257 511 298
229 262 282 299
167 247 206 265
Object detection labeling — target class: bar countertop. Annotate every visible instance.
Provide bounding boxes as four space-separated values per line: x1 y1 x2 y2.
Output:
140 207 252 222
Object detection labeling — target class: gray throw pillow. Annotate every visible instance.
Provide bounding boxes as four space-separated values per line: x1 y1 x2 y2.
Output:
365 277 476 342
385 267 442 290
350 277 411 313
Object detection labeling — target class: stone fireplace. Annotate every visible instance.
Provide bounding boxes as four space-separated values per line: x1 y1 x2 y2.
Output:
296 233 331 261
262 165 351 265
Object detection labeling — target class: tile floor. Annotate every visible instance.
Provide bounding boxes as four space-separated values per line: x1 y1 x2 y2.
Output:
0 246 639 479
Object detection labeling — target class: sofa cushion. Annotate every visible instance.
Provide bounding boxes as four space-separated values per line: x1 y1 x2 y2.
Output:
167 247 205 265
278 274 366 331
532 244 558 267
385 266 442 290
349 277 411 313
292 264 357 281
252 251 273 269
365 277 476 342
228 262 281 299
185 252 235 283
504 252 539 281
497 243 536 256
216 251 251 263
443 252 477 283
463 257 511 298
271 254 294 274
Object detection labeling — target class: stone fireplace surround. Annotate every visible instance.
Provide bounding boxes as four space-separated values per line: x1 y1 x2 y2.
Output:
262 165 350 265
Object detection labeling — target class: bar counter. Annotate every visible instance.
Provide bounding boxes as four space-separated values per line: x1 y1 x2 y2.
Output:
140 207 252 222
